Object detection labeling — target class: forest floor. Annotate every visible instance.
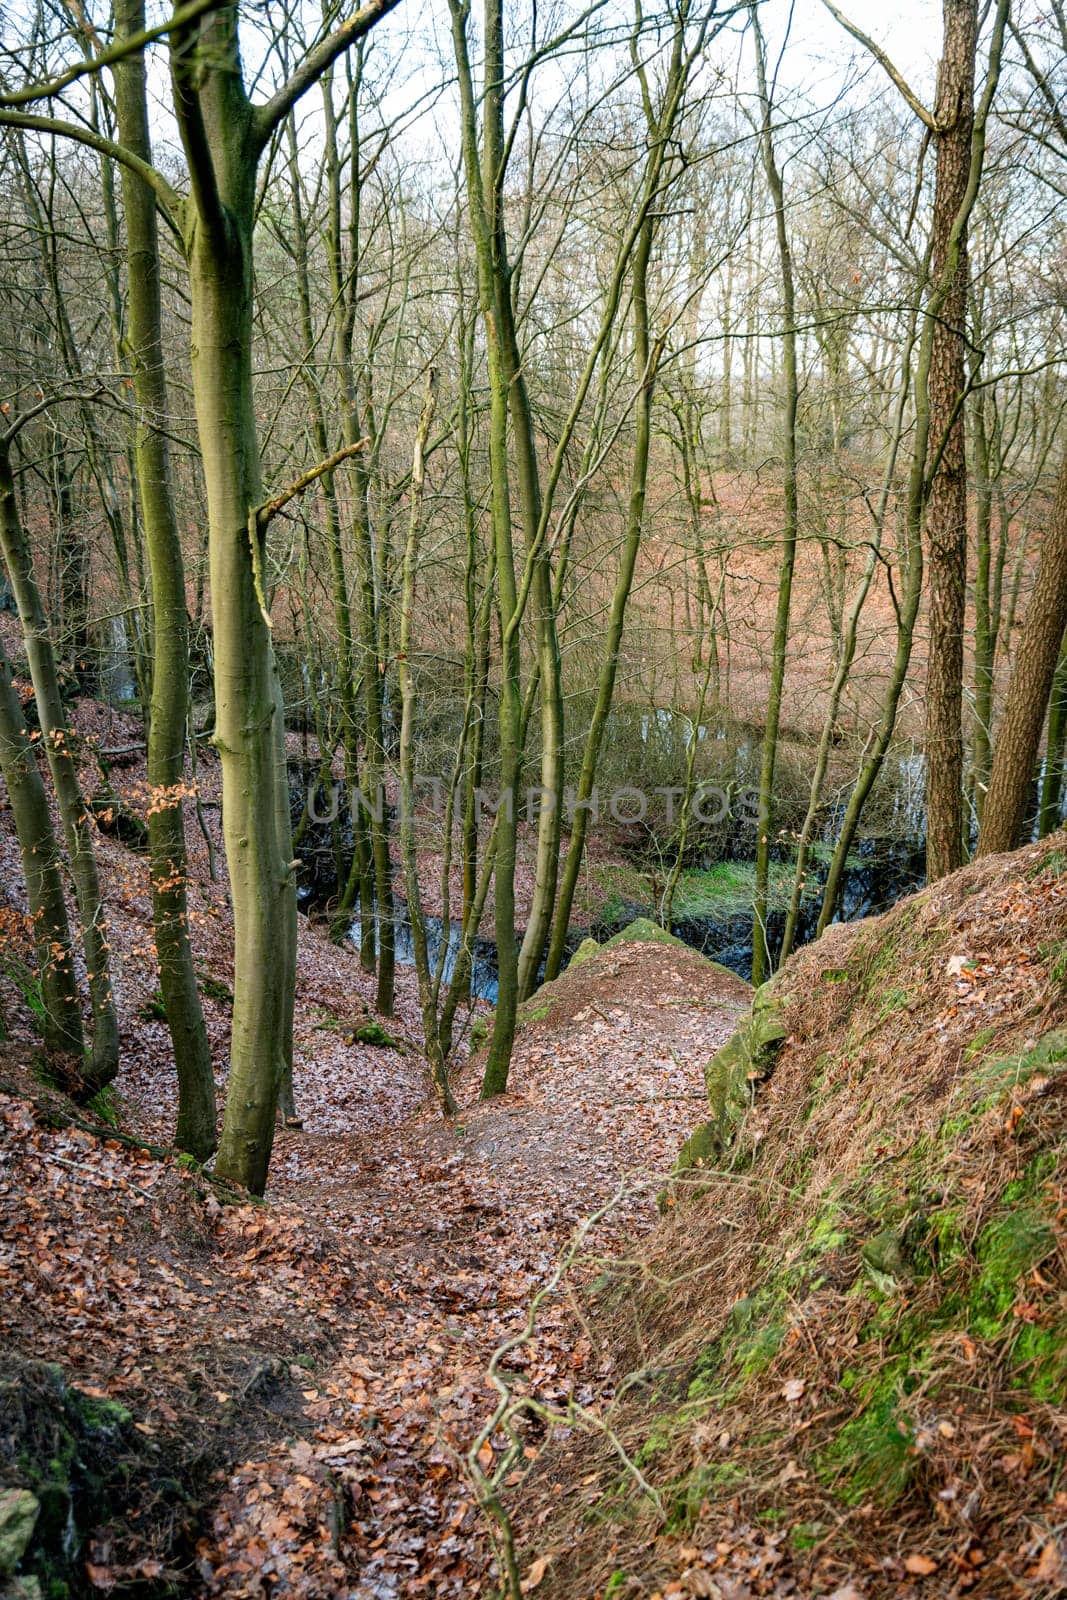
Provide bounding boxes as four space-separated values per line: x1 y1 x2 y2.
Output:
4 688 1066 1600
0 699 751 1597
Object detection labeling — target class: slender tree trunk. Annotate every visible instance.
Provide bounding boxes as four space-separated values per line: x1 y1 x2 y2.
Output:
397 372 456 1113
1039 631 1067 837
924 0 977 880
970 383 995 820
114 0 216 1159
0 440 118 1091
449 0 522 1095
0 633 84 1061
172 12 294 1192
751 5 799 987
544 217 657 982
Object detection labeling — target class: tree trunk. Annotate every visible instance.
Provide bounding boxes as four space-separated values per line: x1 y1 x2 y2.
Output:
114 0 216 1159
172 12 295 1192
0 633 84 1062
924 0 977 880
1039 633 1067 836
0 440 119 1091
978 442 1067 855
751 5 799 987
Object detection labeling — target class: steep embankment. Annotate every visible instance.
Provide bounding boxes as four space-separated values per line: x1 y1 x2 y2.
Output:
514 840 1067 1599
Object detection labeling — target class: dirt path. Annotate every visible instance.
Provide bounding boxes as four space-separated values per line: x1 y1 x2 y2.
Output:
0 756 748 1595
206 936 749 1596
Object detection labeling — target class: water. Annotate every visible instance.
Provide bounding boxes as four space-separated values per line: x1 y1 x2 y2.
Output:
99 613 137 705
347 908 504 1004
289 727 930 996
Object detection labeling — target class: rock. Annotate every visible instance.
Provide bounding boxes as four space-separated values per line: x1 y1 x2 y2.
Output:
566 937 601 971
670 978 791 1185
1 1578 43 1600
350 1021 401 1050
0 1490 38 1580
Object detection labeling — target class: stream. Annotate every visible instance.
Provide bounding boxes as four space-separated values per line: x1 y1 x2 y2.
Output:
290 716 930 1000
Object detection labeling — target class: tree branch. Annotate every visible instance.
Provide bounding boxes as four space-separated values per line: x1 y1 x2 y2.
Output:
0 0 221 108
818 0 937 130
1009 17 1067 151
247 440 369 629
0 110 183 229
250 0 404 153
254 439 369 532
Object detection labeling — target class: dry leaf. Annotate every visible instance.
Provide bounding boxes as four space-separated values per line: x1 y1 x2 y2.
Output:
521 1554 551 1591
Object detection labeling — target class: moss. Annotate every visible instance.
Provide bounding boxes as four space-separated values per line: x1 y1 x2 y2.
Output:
351 1021 401 1049
963 1025 998 1059
604 916 678 949
671 1121 719 1184
517 998 554 1026
1013 1324 1067 1403
566 938 601 971
808 1205 850 1255
198 971 233 1007
137 989 168 1023
689 1288 788 1400
818 1358 916 1504
928 1208 967 1274
665 1460 747 1532
604 1574 629 1597
71 1392 132 1433
973 1029 1067 1091
84 1087 120 1128
695 979 789 1158
876 986 910 1019
790 1521 826 1550
671 859 815 921
969 1206 1055 1339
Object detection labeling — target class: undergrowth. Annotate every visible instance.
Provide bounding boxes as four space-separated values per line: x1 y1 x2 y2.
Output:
514 834 1067 1599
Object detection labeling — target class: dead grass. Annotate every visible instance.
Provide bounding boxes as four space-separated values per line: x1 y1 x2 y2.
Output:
510 836 1067 1599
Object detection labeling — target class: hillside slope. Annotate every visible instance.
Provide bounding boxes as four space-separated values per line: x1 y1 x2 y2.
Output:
512 838 1067 1599
0 911 747 1598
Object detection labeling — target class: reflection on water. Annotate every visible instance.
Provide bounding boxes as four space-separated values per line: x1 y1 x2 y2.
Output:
291 725 946 992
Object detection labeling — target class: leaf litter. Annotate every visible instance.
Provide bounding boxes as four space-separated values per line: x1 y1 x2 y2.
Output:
0 708 750 1596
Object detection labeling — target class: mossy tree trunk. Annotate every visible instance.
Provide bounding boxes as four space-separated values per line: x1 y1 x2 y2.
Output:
114 0 216 1159
0 435 118 1091
0 632 84 1061
168 0 399 1192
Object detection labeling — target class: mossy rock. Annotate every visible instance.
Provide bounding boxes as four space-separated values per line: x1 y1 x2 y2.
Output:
603 919 747 988
603 916 681 950
350 1021 401 1050
709 982 787 1131
0 1359 163 1596
669 979 790 1187
566 937 601 971
0 1489 38 1580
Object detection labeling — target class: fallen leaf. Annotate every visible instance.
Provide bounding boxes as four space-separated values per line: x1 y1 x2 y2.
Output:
521 1554 551 1591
